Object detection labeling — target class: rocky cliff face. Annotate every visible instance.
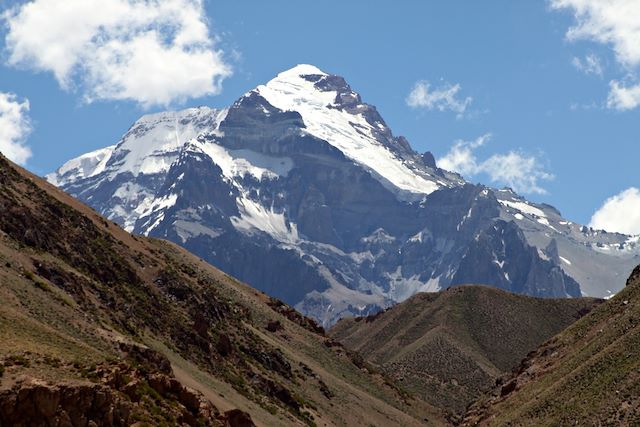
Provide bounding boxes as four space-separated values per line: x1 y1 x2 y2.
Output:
48 64 640 326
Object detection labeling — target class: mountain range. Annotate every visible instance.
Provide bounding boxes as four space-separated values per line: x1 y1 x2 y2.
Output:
47 64 640 326
4 146 639 425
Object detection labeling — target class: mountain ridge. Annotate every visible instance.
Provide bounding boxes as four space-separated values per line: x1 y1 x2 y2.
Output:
329 285 602 419
462 265 640 425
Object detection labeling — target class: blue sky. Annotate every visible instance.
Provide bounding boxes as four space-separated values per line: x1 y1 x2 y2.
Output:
0 0 639 230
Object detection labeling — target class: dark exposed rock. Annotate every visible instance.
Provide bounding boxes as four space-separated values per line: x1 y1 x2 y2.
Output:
219 409 256 427
0 359 225 427
240 346 292 379
544 238 561 265
421 151 437 169
251 374 300 412
178 386 202 412
452 220 581 297
266 320 283 332
323 339 342 348
318 379 333 400
500 379 518 397
193 312 211 338
148 373 175 396
216 333 233 357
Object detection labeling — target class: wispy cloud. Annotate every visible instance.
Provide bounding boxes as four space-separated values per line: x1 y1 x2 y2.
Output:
550 0 640 110
3 0 232 108
406 80 472 118
0 92 31 165
572 53 603 76
438 134 554 195
438 134 490 177
590 187 640 235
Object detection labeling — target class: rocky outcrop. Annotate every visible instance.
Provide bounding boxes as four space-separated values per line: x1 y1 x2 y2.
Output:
0 367 252 427
0 381 132 427
452 220 581 297
0 351 255 427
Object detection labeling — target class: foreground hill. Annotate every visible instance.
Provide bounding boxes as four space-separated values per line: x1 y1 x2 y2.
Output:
330 286 601 418
463 267 640 426
48 64 639 326
0 153 443 426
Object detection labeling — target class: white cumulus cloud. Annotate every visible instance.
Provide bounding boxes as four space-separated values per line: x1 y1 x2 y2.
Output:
406 80 472 117
3 0 232 108
438 134 554 195
550 0 640 68
550 0 640 110
590 187 640 235
0 92 32 165
607 80 640 111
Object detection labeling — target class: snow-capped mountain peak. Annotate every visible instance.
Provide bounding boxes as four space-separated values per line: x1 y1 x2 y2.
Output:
277 63 328 78
108 106 226 179
255 64 453 199
47 65 640 325
47 106 226 189
46 106 228 232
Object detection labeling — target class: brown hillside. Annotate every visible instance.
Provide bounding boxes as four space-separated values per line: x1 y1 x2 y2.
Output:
330 285 601 420
0 153 444 426
463 267 640 426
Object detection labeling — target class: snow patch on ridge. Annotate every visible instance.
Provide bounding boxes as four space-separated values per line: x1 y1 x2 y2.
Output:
180 137 298 243
139 193 179 235
499 199 546 218
231 196 299 243
560 256 572 265
46 145 115 186
193 139 293 181
386 267 441 302
46 106 227 189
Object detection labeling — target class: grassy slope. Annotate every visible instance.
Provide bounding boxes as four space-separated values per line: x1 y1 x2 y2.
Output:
330 286 601 418
0 154 444 426
463 267 640 426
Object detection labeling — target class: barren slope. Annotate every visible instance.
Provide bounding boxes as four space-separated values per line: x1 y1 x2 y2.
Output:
330 286 601 419
463 267 640 426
